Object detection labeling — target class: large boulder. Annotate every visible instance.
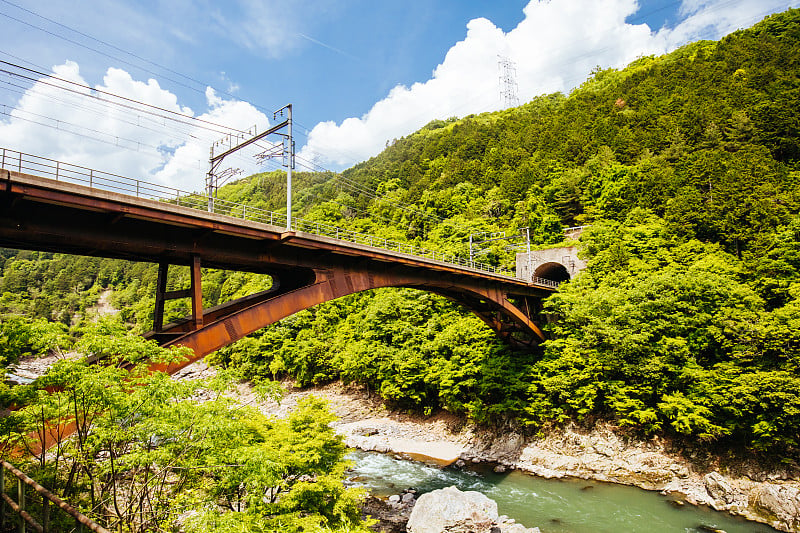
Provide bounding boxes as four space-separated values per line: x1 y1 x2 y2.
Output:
406 486 539 533
704 472 735 505
752 483 800 532
407 486 497 533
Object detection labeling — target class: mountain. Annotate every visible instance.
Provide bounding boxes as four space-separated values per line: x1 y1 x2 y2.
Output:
2 9 800 458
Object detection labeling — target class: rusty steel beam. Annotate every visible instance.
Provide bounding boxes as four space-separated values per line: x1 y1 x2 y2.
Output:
1 169 556 365
152 266 547 374
190 255 203 329
153 262 169 332
0 170 548 289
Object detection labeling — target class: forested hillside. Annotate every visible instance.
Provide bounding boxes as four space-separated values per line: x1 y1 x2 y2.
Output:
3 9 800 463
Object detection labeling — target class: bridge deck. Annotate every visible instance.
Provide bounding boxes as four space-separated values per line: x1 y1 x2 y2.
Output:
0 168 556 293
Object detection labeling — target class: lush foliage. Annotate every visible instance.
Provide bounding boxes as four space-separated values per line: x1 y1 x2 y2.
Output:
2 10 800 464
207 10 800 457
0 322 369 533
528 211 800 454
209 289 534 422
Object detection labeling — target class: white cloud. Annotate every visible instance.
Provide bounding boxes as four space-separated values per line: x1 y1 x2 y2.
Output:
299 0 797 169
662 0 799 47
0 61 271 192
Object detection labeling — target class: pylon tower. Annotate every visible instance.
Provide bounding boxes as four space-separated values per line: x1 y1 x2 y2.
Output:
498 56 520 109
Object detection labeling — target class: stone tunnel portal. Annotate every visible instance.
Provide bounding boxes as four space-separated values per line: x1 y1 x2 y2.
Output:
516 245 587 283
533 261 571 283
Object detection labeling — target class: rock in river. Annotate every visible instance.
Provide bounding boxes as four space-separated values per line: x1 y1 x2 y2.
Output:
406 486 539 533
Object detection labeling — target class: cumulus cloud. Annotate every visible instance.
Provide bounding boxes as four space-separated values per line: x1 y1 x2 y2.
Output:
299 0 797 169
0 61 271 191
661 0 798 46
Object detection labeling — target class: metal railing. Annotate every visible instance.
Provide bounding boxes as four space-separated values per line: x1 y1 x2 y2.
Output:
0 148 560 289
1 460 110 533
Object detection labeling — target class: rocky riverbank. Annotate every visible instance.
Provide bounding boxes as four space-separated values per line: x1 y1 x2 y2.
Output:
14 356 800 532
13 333 798 532
230 376 799 533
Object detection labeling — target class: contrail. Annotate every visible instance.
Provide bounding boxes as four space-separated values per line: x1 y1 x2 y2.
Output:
297 33 360 61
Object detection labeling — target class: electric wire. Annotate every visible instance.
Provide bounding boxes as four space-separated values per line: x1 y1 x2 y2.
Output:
0 0 288 115
0 31 474 230
0 60 262 138
0 6 207 97
0 61 281 173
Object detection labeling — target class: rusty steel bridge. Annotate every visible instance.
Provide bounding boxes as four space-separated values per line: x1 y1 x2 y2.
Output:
0 149 559 373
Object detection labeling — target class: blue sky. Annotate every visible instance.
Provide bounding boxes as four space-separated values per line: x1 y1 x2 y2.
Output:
0 0 797 190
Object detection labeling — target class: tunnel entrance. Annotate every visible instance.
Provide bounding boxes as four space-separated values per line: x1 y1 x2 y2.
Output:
533 262 571 283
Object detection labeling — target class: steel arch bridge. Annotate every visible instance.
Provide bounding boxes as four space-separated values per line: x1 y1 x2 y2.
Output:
1 153 562 374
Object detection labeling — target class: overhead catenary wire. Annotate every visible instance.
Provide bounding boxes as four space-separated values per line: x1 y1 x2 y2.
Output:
0 60 282 172
0 77 209 141
0 60 245 136
0 24 477 231
0 5 210 98
0 64 422 221
0 0 286 115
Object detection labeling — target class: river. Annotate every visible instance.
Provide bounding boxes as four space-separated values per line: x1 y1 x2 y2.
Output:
347 450 778 533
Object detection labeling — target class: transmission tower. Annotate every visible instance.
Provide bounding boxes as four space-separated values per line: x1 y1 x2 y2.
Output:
498 56 520 109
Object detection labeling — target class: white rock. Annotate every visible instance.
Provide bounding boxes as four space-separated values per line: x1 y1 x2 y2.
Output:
407 486 498 533
753 483 800 531
407 486 541 533
704 472 735 505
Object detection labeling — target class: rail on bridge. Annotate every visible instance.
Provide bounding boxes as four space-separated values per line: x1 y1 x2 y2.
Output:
0 148 562 371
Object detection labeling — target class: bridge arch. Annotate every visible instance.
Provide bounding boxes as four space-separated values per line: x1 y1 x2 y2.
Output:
151 266 548 374
0 168 556 376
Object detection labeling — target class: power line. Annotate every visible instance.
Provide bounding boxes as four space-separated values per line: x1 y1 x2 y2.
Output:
0 4 211 98
0 59 278 169
0 60 253 136
0 50 461 230
0 0 277 115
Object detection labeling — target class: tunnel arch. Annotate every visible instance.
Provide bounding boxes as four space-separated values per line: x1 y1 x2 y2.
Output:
533 262 571 283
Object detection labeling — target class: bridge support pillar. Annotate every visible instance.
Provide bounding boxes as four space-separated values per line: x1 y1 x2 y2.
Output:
152 256 203 333
153 262 169 333
190 255 203 329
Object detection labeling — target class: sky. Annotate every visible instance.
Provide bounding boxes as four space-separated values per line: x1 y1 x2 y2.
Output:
0 0 798 193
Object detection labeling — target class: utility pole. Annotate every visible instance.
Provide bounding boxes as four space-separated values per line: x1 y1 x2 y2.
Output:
206 105 294 230
469 234 473 265
274 104 294 230
469 228 532 279
526 227 532 281
498 56 520 109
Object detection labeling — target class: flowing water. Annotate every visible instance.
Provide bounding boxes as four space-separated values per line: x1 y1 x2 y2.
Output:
347 450 777 533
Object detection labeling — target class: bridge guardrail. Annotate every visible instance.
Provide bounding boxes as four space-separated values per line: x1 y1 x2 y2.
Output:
0 148 559 288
